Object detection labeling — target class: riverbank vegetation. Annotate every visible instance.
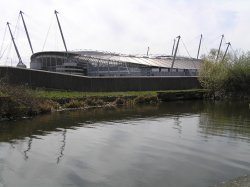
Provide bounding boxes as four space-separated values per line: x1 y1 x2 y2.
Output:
198 49 250 99
1 79 206 119
0 81 59 118
32 89 204 98
33 89 159 98
3 80 193 119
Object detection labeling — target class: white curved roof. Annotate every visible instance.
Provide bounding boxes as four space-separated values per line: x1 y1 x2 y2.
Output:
76 51 201 70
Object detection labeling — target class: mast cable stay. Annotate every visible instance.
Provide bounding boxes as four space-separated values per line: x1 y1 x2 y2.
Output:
222 42 231 61
202 38 209 54
181 39 192 58
42 15 54 51
0 25 7 60
229 45 237 59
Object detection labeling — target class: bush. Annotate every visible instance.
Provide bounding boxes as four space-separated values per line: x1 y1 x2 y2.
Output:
134 95 158 104
226 55 250 92
0 81 59 117
0 81 36 107
199 50 250 95
36 99 59 113
198 60 229 94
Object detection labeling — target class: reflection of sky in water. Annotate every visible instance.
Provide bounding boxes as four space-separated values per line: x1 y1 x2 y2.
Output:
0 101 250 187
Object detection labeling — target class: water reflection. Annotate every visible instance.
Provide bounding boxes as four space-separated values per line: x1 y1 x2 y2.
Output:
199 101 250 141
1 101 249 143
57 129 67 164
24 137 33 160
173 117 182 135
0 101 249 187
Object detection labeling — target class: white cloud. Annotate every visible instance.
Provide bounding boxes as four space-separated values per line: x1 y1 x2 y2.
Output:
0 0 249 67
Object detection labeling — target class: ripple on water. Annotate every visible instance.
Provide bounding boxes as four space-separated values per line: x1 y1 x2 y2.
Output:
0 101 250 187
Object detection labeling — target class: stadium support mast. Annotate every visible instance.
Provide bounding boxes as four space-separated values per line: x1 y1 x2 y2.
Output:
222 42 231 61
197 34 202 59
55 10 68 54
7 22 26 68
171 36 180 71
20 11 34 54
216 34 224 61
147 47 150 56
171 39 176 56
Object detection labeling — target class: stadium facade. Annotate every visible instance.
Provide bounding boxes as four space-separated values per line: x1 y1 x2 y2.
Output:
30 51 201 77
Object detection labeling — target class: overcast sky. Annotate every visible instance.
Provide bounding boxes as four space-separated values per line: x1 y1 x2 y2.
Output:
0 0 250 67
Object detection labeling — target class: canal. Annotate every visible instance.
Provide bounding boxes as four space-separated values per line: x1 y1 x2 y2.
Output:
0 101 250 187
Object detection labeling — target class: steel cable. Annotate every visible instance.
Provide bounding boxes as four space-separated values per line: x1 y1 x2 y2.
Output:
42 14 54 51
181 39 192 58
0 25 7 60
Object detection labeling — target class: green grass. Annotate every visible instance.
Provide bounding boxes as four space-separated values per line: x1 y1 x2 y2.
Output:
32 89 204 99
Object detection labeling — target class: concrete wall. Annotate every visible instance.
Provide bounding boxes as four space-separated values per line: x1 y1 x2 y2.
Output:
0 66 201 92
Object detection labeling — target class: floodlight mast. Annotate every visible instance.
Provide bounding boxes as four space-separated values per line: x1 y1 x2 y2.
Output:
222 42 231 61
197 34 202 59
54 10 68 55
7 22 23 64
171 35 181 71
20 11 34 54
216 34 224 61
171 39 176 56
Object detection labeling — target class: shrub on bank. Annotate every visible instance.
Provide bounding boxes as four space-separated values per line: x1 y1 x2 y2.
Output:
63 100 85 109
37 99 59 113
134 95 158 104
198 50 250 96
227 54 250 93
0 81 58 117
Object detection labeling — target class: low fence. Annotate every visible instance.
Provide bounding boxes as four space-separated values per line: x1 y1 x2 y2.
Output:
0 66 201 92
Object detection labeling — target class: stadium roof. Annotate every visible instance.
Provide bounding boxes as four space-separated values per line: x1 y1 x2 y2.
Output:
31 50 201 70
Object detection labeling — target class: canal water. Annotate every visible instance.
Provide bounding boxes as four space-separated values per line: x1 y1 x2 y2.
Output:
0 101 250 187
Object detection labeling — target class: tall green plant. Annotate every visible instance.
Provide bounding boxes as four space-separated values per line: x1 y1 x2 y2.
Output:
226 52 250 92
198 60 229 94
199 49 250 95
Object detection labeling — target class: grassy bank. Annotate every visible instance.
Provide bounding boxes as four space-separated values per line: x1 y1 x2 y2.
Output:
0 80 206 119
0 83 154 119
32 89 204 98
33 90 159 98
